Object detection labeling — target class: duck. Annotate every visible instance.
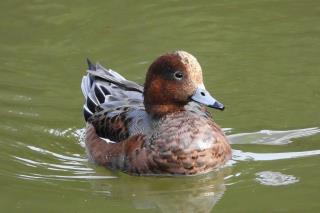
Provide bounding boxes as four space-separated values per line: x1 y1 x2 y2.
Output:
81 50 231 175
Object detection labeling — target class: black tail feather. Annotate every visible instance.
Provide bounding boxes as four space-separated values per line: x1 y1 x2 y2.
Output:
87 58 96 71
83 108 93 121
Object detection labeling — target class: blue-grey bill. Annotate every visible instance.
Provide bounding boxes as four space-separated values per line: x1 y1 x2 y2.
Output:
191 86 225 111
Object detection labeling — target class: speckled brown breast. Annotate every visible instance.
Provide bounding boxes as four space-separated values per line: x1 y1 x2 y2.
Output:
121 111 232 175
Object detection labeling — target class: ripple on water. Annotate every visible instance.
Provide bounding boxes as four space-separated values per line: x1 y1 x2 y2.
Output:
228 127 320 145
11 125 319 183
46 127 86 147
9 127 115 182
255 171 299 186
229 127 320 162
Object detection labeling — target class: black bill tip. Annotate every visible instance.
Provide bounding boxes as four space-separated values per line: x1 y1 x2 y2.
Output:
211 101 225 111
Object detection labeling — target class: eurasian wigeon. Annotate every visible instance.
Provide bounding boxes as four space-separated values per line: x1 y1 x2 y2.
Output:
81 50 231 175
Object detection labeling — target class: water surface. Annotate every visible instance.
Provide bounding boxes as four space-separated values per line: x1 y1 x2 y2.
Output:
1 0 320 212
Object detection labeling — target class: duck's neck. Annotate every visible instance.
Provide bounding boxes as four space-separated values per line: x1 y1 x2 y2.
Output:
144 103 186 117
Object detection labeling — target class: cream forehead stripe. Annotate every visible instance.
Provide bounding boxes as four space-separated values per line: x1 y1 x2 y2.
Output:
173 50 203 84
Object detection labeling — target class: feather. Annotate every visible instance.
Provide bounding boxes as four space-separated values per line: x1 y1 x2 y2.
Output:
87 58 96 71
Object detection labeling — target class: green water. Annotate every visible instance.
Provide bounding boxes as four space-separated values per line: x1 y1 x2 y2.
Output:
1 0 320 212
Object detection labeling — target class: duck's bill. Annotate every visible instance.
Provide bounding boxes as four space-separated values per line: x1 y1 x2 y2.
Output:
191 85 225 111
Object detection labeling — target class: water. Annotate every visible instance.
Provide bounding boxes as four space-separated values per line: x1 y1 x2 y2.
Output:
1 0 320 212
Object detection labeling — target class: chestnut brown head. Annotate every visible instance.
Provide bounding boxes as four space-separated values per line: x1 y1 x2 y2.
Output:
143 51 224 116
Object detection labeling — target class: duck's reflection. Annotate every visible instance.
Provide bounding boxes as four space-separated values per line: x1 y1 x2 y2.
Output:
90 168 231 213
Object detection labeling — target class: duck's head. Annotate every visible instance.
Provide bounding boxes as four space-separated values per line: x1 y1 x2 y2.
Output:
143 50 224 116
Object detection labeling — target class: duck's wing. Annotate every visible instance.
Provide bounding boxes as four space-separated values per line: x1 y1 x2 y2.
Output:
81 60 144 120
87 106 152 143
81 60 151 142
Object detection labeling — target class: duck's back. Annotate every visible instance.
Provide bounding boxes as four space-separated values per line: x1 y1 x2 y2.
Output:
81 60 152 142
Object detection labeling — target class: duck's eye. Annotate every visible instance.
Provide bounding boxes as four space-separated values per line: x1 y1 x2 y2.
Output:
173 71 183 80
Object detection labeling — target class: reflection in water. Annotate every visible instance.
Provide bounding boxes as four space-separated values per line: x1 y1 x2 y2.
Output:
11 126 320 212
91 171 230 213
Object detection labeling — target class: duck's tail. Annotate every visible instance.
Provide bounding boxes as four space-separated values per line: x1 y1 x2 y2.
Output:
81 59 144 121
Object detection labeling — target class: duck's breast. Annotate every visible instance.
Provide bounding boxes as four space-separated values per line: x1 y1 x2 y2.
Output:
153 112 221 149
135 112 230 175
